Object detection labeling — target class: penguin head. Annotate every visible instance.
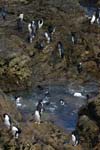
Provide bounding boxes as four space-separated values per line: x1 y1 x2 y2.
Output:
38 99 43 105
39 19 43 24
37 85 44 91
16 96 21 101
59 99 65 105
48 25 55 34
86 94 89 100
3 113 9 118
72 131 74 135
72 130 79 136
44 32 48 37
71 32 75 37
58 41 62 46
32 21 35 25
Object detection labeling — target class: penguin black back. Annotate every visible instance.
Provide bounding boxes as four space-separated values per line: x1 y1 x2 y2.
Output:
36 99 44 115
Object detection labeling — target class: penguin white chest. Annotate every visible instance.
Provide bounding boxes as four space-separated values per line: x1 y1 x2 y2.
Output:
16 97 22 107
72 36 75 43
38 20 43 29
71 134 76 146
12 126 18 137
4 116 11 128
71 134 78 146
72 134 76 142
28 24 32 33
44 32 50 43
34 110 40 124
19 14 24 20
91 15 96 24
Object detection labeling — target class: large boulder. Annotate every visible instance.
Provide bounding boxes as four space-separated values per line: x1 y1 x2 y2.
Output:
77 93 100 149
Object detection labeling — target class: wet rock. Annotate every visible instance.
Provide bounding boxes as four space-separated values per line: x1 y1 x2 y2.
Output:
0 0 86 92
0 0 100 149
77 93 100 149
88 95 100 124
0 90 22 121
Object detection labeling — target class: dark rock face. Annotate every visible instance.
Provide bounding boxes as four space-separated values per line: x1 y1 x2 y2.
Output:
77 94 100 149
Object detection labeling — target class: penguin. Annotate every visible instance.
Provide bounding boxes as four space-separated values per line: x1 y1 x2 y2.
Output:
90 9 100 25
90 12 96 24
71 131 79 146
71 32 77 44
34 110 41 124
19 13 24 21
57 41 64 59
31 21 37 35
17 18 23 32
37 85 44 91
27 33 34 43
3 113 11 129
35 40 45 51
77 62 83 74
28 21 36 36
48 25 56 35
36 99 44 116
44 32 51 44
15 96 22 107
38 19 43 29
28 23 32 34
11 126 21 139
59 99 65 106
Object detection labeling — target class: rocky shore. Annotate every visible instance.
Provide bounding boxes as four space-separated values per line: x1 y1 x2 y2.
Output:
0 0 100 149
0 0 99 92
0 90 83 150
76 93 100 150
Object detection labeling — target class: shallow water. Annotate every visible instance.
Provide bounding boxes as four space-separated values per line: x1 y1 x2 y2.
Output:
8 82 99 132
81 3 99 18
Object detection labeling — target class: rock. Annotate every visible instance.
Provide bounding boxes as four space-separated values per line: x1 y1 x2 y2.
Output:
76 93 100 149
0 0 86 92
88 95 100 124
0 89 22 121
42 145 55 150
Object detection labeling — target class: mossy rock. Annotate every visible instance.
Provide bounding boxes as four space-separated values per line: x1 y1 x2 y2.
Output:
77 115 99 147
88 97 100 124
8 54 32 81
